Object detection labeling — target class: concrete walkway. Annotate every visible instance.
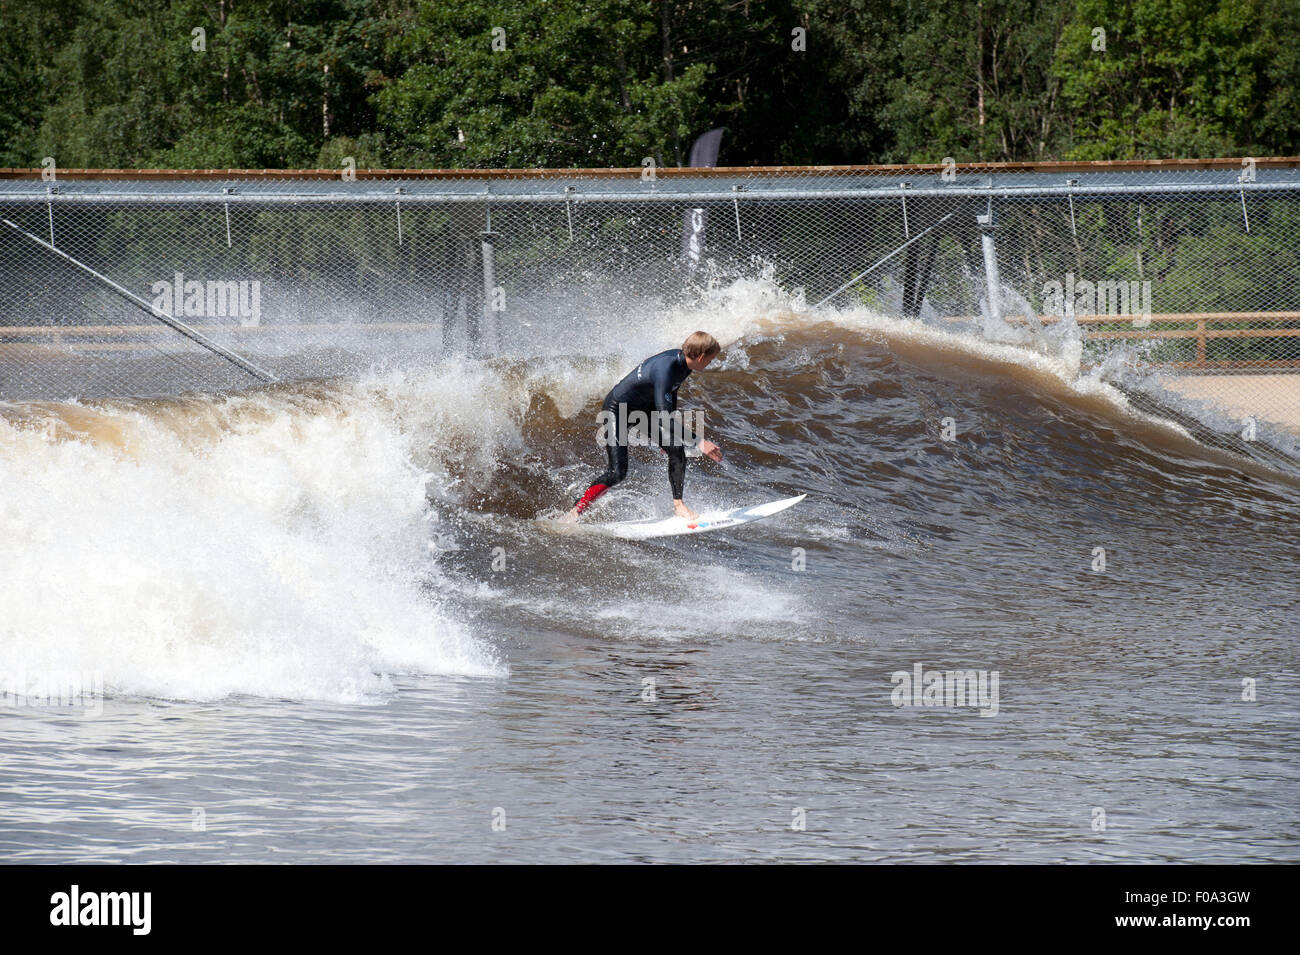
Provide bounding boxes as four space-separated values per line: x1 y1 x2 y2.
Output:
1161 374 1300 433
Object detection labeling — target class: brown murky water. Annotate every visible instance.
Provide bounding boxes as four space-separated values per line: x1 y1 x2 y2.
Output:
2 313 1297 862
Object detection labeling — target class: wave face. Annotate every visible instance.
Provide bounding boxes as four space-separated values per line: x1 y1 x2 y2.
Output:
3 275 1300 704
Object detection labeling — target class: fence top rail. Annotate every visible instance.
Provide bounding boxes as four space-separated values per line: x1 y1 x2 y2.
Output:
0 159 1297 204
1 175 1297 205
3 158 1299 181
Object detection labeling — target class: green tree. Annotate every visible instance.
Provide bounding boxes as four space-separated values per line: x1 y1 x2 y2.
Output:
8 0 393 168
883 0 1076 163
2 0 1295 169
0 0 84 166
1053 0 1289 159
376 0 715 168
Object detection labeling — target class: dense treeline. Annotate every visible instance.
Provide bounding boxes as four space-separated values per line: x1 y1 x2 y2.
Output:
0 0 1296 169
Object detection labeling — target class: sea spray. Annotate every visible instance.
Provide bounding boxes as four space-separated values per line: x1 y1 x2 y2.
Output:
0 378 504 704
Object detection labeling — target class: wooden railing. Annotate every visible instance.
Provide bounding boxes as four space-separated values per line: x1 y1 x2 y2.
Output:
946 312 1300 369
0 322 434 356
4 314 1300 370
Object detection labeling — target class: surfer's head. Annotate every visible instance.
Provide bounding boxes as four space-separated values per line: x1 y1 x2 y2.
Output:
683 331 721 370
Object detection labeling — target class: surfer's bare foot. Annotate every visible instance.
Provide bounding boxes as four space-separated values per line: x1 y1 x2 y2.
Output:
558 506 580 524
673 500 699 521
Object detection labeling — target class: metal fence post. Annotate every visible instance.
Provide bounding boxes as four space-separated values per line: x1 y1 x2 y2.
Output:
977 199 1002 323
479 205 499 357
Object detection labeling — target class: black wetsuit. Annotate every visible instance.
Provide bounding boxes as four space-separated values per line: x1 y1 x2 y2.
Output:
573 349 694 514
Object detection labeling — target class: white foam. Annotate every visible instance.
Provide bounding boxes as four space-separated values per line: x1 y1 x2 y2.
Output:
586 562 801 639
0 383 504 704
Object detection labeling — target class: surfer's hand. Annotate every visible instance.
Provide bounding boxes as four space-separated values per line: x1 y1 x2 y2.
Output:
673 500 699 521
698 439 723 463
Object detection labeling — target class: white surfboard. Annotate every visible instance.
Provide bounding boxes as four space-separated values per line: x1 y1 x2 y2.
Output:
592 494 806 540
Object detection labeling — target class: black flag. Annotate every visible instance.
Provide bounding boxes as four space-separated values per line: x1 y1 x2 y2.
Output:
681 128 725 269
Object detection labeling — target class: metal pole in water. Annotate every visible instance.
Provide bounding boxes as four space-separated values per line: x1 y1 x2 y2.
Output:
480 234 497 355
480 208 499 357
395 186 405 245
2 218 278 383
222 187 234 247
46 186 56 247
977 200 1003 323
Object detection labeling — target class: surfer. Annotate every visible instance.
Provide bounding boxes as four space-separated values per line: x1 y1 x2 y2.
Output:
561 331 724 522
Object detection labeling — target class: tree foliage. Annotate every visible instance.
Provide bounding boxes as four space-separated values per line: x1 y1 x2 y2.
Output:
0 0 1295 169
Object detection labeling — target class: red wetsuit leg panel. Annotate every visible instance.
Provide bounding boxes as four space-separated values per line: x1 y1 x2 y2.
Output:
574 483 609 514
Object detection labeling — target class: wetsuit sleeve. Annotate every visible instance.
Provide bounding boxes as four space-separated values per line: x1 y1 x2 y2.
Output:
651 359 677 415
650 358 679 446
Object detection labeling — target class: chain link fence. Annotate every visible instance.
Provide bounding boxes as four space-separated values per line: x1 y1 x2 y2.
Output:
3 161 1299 457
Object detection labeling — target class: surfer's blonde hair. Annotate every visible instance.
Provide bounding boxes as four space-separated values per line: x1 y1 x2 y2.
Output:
683 331 721 360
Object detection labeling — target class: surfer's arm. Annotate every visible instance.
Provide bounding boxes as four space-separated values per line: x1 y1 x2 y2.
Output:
677 410 723 462
650 360 677 421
